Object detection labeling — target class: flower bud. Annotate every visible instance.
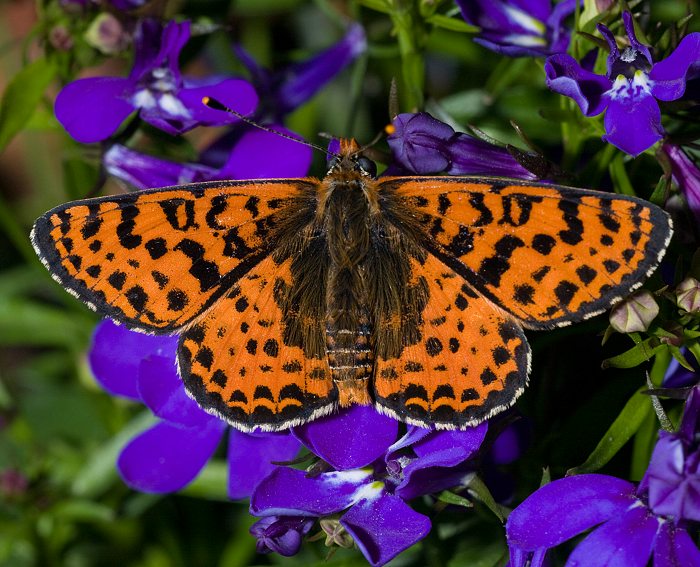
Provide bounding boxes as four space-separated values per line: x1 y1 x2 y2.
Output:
609 290 659 333
676 277 700 313
48 25 73 51
320 518 354 549
84 13 128 55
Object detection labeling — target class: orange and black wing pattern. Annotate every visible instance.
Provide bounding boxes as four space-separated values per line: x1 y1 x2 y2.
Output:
373 253 529 428
179 255 337 431
31 179 317 333
382 177 672 329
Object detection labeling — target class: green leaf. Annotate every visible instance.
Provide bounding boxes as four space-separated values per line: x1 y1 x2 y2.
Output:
0 57 57 152
0 299 93 349
71 411 157 498
601 338 663 369
437 490 474 508
179 461 229 501
358 0 391 14
609 154 636 196
425 14 478 33
631 409 660 480
568 387 651 475
465 474 505 522
49 500 115 524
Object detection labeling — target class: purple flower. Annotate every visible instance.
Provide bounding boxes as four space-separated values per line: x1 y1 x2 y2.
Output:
251 406 488 566
506 386 700 566
387 112 537 179
235 23 366 122
103 124 313 190
100 24 366 189
662 348 699 388
545 12 700 156
55 19 257 143
663 143 700 224
456 0 575 57
250 516 314 556
89 320 300 497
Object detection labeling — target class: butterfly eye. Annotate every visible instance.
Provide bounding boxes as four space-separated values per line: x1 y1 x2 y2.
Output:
355 156 377 178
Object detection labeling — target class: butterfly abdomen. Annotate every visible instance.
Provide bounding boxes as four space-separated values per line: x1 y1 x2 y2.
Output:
321 168 378 406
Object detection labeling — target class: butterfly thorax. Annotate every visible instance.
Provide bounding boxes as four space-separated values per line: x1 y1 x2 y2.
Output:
320 147 379 407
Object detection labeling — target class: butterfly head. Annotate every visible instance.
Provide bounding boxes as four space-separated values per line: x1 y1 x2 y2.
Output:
326 138 378 179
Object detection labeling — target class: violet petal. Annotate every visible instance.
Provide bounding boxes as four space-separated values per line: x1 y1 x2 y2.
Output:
647 433 700 522
395 449 472 501
104 145 213 190
55 77 134 143
650 33 700 101
129 18 163 79
250 516 313 557
563 504 659 567
602 93 663 156
293 405 398 470
276 23 366 115
177 78 258 126
227 430 301 500
545 54 611 116
621 12 653 67
117 419 225 492
89 320 177 400
507 474 636 550
654 522 700 567
393 425 488 499
680 386 700 441
445 134 536 179
387 112 453 173
137 355 215 428
250 467 373 516
546 0 577 55
386 426 432 460
340 492 431 567
218 125 312 179
412 424 487 458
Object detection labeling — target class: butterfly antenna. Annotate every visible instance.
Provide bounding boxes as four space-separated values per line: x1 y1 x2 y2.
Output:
202 97 339 158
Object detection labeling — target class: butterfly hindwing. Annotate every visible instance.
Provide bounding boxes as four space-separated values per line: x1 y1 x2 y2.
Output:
31 180 317 333
179 255 337 431
373 253 529 428
384 177 672 329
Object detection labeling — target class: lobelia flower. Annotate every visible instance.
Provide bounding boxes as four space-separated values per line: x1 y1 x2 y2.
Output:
663 348 700 389
545 12 700 156
387 112 538 179
456 0 576 57
663 143 700 224
506 385 700 566
103 24 366 189
55 19 258 143
89 320 301 497
103 125 312 190
250 516 315 556
235 22 366 122
250 406 488 566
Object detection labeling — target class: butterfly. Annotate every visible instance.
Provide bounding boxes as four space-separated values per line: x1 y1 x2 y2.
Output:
31 138 673 431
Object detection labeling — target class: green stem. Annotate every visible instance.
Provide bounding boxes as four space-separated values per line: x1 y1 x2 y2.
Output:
387 0 425 110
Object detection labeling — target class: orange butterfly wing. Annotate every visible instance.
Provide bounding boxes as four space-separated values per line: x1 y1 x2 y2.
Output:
373 253 529 428
179 255 336 431
31 180 317 333
382 177 672 329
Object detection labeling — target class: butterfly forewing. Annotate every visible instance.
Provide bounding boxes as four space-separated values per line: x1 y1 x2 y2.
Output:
31 180 316 333
384 177 673 329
